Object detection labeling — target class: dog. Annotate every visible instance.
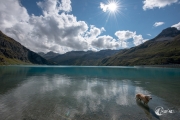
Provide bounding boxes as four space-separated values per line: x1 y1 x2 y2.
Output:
136 93 152 104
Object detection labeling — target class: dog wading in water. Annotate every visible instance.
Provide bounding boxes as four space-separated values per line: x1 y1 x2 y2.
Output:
136 93 152 104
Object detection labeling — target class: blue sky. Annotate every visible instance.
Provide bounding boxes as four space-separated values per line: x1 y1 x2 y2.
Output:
0 0 180 53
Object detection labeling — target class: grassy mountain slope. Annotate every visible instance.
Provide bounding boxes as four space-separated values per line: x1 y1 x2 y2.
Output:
0 31 50 65
99 27 180 66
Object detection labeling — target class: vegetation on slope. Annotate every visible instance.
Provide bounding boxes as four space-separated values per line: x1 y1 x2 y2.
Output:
99 27 180 66
0 31 50 65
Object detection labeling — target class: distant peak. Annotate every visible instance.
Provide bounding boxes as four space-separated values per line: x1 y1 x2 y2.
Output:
156 27 180 38
47 51 55 54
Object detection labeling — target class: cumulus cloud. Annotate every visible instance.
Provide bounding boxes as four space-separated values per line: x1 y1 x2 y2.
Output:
0 0 88 53
0 0 147 53
0 0 29 28
85 26 120 50
37 0 72 14
143 0 178 10
91 35 120 50
87 25 102 38
100 2 117 12
115 31 135 41
133 35 147 46
100 2 109 12
153 22 164 27
172 22 180 30
115 30 147 47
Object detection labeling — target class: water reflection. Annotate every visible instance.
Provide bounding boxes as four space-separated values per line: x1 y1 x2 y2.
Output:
0 66 180 120
0 74 160 120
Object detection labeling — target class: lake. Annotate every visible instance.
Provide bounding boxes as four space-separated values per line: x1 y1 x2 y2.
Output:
0 66 180 120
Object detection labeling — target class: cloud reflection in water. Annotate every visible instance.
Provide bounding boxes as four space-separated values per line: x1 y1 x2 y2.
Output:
0 74 152 119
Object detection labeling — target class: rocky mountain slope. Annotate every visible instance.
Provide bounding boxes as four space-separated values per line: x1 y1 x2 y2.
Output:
0 31 51 65
99 27 180 66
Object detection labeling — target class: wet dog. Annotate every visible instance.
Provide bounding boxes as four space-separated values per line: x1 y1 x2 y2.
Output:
136 93 152 104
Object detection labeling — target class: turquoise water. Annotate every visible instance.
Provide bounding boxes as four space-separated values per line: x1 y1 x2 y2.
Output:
0 66 180 119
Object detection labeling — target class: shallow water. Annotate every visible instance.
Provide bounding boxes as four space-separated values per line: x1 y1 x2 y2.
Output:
0 66 180 120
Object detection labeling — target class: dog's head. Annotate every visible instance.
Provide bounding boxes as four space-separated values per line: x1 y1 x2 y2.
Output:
145 95 152 101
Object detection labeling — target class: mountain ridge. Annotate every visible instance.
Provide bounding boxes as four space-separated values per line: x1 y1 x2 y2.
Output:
38 51 60 60
49 50 120 65
0 31 51 65
98 27 180 66
1 27 180 66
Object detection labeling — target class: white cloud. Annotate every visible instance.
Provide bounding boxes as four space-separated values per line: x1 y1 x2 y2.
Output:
59 0 72 12
153 22 164 27
101 27 106 32
147 34 151 36
115 30 147 47
100 2 117 12
0 0 88 53
143 0 178 10
91 35 120 50
0 0 29 28
88 25 102 38
37 0 72 14
100 2 109 12
115 31 136 41
172 22 180 30
133 35 147 46
0 0 147 53
115 31 136 48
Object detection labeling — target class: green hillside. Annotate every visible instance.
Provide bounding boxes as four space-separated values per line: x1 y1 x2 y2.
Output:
0 31 50 65
99 27 180 66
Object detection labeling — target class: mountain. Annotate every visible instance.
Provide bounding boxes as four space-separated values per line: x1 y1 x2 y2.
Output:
155 27 180 39
38 51 60 60
99 27 180 66
0 31 51 65
49 50 120 65
38 52 45 57
2 27 179 66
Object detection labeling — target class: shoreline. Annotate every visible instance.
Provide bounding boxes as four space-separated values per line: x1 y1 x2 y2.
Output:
1 64 180 68
141 64 180 68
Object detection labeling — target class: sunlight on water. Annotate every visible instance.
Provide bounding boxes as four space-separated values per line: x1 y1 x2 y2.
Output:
0 66 180 119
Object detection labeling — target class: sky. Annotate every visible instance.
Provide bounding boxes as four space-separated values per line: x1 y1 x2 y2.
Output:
0 0 180 54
